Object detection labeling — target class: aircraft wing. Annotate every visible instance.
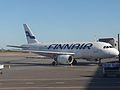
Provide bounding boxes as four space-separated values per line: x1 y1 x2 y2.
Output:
12 50 75 58
32 50 75 58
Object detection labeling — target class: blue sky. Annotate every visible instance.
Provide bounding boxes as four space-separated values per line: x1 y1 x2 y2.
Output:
0 0 120 48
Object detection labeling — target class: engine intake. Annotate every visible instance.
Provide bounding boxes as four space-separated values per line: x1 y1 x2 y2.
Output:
56 55 73 64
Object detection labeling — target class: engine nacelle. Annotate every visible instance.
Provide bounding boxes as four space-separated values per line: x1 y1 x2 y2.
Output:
56 55 73 64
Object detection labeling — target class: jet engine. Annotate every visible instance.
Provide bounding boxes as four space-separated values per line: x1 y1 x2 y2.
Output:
56 55 74 64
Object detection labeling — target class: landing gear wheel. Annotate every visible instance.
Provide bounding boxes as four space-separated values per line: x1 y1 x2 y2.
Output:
72 59 77 65
98 59 102 66
0 71 2 74
52 61 57 66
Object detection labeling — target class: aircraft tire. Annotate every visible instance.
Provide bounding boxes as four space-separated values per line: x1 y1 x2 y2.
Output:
72 59 77 65
52 61 57 66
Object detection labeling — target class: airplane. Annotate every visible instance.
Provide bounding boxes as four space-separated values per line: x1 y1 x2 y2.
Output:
7 24 119 65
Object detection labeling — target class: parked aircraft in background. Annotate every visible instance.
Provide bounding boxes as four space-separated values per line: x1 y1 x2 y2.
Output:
7 24 119 65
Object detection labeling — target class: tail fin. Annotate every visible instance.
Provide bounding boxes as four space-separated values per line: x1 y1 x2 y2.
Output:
23 24 39 44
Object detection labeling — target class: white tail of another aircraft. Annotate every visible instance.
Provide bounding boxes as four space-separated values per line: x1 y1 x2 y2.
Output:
23 24 39 44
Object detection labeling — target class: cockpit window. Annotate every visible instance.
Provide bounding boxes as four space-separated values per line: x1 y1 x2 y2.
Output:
103 46 113 49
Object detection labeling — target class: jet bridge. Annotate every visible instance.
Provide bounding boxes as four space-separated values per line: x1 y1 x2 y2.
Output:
98 38 118 49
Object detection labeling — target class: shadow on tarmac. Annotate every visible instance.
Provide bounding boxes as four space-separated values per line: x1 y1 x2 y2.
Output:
85 60 120 90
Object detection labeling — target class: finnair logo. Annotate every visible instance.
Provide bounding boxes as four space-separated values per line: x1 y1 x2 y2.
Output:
48 43 93 50
25 31 35 39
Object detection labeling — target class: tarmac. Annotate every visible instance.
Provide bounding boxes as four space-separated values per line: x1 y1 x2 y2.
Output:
0 52 120 90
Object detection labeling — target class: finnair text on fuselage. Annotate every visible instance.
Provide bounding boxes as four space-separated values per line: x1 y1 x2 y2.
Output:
47 43 93 50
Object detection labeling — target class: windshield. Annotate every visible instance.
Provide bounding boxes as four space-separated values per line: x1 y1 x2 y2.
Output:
103 46 113 49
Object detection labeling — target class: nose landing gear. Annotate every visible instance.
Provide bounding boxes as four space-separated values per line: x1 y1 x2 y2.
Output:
98 59 102 66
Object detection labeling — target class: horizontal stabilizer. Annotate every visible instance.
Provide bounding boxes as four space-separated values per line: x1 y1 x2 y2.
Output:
7 45 29 49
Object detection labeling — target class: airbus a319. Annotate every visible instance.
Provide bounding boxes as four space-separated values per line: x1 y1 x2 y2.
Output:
8 24 119 65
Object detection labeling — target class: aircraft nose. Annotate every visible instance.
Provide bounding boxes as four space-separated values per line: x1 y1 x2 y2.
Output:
110 49 119 56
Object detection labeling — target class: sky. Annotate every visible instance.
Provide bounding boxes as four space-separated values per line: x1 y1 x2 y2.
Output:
0 0 120 49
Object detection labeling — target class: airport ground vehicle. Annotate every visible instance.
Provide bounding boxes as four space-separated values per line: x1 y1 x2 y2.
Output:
0 64 4 74
102 63 120 77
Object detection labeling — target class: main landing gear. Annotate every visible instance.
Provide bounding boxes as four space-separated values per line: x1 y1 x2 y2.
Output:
72 59 78 65
52 59 78 66
52 61 57 66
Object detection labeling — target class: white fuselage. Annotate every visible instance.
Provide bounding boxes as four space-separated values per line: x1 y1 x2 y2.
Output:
7 24 120 65
21 42 119 60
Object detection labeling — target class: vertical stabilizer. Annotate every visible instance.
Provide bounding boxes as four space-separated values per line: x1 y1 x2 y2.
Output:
23 24 39 44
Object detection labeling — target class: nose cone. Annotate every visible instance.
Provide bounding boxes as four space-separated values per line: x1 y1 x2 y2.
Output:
109 49 119 57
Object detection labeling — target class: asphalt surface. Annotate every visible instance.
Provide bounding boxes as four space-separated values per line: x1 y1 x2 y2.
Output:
0 55 120 90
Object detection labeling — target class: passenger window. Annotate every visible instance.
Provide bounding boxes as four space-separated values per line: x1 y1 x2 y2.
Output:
103 46 106 49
